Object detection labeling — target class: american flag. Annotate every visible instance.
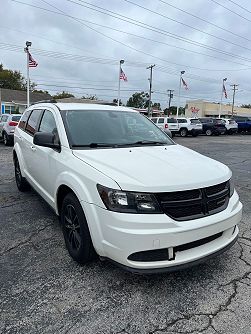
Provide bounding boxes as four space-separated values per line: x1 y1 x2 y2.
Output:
28 51 38 67
223 82 227 98
120 68 127 81
181 77 188 90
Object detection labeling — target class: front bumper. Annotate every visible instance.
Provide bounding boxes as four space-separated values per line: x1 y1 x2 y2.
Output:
83 191 242 271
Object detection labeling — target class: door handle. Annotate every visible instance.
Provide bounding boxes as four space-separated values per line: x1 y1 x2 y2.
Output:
30 145 36 151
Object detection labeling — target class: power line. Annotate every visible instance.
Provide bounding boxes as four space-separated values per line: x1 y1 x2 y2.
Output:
11 0 251 69
209 0 251 23
158 0 251 42
122 0 251 48
66 0 251 58
225 0 251 15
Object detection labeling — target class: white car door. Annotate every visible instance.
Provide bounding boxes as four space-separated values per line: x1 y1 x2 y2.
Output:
20 109 43 179
29 109 61 205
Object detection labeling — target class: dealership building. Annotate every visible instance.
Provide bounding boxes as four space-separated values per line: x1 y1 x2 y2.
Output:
185 100 251 118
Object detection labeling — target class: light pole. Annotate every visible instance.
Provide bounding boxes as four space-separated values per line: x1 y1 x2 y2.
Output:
219 78 227 118
176 70 185 118
117 59 124 106
147 64 155 117
24 41 32 107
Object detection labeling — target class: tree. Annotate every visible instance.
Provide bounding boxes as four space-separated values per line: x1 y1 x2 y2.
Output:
164 106 185 116
126 91 149 108
241 104 251 109
152 102 161 110
113 99 122 106
53 91 75 99
82 94 97 100
0 63 26 90
33 89 49 94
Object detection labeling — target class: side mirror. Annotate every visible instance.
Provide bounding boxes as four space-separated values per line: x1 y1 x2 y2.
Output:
33 132 61 151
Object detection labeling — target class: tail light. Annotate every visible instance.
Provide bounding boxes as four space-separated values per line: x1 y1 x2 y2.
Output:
165 124 168 128
8 121 18 126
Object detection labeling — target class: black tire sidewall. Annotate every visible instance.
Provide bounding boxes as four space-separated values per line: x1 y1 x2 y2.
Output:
61 193 96 264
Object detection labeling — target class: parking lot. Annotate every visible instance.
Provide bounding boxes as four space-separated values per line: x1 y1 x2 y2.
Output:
1 135 251 334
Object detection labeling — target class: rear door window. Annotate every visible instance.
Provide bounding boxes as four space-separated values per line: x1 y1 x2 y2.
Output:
25 109 43 136
158 118 164 124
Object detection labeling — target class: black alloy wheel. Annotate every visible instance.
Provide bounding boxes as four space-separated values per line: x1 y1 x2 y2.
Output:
14 157 30 191
61 193 96 264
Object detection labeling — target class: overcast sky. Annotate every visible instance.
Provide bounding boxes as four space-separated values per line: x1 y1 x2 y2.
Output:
1 0 251 108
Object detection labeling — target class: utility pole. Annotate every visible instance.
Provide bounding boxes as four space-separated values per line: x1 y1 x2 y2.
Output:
230 84 238 116
117 59 124 106
176 70 185 118
147 64 155 117
219 78 227 118
24 41 32 107
167 89 174 116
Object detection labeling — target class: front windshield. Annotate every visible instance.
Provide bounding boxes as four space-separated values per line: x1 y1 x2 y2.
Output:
63 110 174 148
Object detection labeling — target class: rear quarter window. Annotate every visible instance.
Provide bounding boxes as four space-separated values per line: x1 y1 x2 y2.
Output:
167 118 178 123
11 116 21 122
19 110 32 130
158 118 164 124
25 109 43 136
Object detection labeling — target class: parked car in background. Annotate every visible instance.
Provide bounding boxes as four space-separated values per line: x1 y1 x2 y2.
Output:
13 102 242 273
0 114 21 145
199 118 226 136
151 117 179 136
231 116 251 133
221 118 238 134
177 118 203 137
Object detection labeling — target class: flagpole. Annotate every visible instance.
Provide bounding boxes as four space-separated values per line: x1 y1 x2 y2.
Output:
176 70 185 118
219 78 227 118
25 41 32 108
118 59 124 106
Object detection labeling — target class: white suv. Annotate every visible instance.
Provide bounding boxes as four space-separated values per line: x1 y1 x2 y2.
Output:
13 103 242 273
221 118 238 134
151 117 179 136
177 118 203 137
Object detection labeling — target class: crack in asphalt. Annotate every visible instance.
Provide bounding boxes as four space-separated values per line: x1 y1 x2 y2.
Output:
0 224 52 256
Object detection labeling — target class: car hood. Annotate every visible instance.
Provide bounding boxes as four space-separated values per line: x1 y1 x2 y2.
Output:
73 144 231 192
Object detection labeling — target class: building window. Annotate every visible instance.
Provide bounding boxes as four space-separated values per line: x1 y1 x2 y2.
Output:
4 105 16 114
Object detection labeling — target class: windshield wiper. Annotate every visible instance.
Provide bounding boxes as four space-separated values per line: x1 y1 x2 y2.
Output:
72 143 118 148
128 140 167 146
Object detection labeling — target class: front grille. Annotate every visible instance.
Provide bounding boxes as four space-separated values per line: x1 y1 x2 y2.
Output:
155 181 230 221
128 232 223 262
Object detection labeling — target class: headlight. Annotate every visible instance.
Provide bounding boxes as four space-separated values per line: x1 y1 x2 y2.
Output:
97 184 162 214
229 178 234 197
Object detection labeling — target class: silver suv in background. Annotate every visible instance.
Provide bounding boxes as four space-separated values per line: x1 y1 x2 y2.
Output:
151 117 179 136
177 118 203 137
0 114 21 145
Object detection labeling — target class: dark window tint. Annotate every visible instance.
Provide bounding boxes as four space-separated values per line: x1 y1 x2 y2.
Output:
19 110 32 130
190 119 201 124
11 116 21 122
151 118 157 123
177 119 187 123
1 115 9 122
167 118 177 123
25 109 43 136
39 110 59 144
158 118 164 124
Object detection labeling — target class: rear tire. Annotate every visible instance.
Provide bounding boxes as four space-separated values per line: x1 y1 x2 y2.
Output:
206 129 212 136
14 156 30 192
180 128 188 137
3 132 11 146
60 192 96 264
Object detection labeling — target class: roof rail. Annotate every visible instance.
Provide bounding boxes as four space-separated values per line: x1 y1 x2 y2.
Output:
31 99 57 105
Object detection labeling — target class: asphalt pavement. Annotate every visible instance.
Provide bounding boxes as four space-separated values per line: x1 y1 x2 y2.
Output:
0 135 250 334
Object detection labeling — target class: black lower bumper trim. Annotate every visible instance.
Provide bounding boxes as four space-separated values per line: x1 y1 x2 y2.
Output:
103 234 238 275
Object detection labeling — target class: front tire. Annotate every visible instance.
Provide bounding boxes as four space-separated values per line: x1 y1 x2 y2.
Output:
61 193 96 264
14 156 30 192
206 129 212 136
